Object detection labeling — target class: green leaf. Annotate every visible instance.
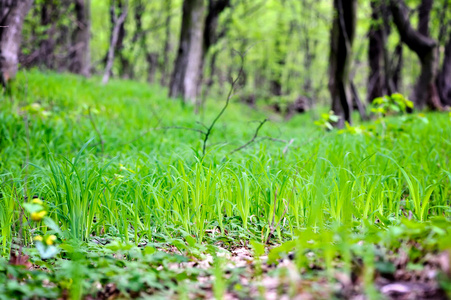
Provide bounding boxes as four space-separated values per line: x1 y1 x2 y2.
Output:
185 235 196 248
143 246 156 256
329 115 339 122
44 217 63 235
250 240 265 257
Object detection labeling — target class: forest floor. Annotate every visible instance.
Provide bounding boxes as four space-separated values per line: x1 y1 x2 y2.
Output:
0 71 451 299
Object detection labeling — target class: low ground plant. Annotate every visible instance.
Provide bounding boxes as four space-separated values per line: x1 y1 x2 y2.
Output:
0 71 450 299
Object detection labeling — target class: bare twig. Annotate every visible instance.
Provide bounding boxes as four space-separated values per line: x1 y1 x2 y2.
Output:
258 136 288 143
195 121 209 131
202 50 245 157
228 119 267 155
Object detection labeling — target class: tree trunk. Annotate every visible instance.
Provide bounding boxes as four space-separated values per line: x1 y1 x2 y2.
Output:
368 0 397 103
390 0 442 110
199 0 229 87
438 34 451 106
392 42 403 90
436 0 450 106
102 0 128 85
169 0 205 104
418 0 432 37
367 0 385 103
203 0 228 56
69 0 91 76
328 0 357 127
0 0 34 86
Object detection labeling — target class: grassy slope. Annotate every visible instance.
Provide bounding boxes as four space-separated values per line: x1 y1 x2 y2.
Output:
0 70 450 299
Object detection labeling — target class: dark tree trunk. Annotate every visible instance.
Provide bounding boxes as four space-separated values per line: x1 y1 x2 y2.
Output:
418 0 432 37
436 0 450 106
203 0 229 56
69 0 91 76
197 0 229 100
160 0 172 86
169 0 205 103
390 0 442 110
438 34 451 106
367 0 385 103
368 0 397 103
392 42 403 90
201 0 229 63
0 0 34 86
329 0 357 127
380 3 396 95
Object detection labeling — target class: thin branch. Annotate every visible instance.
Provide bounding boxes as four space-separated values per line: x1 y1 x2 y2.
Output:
228 119 267 155
258 136 288 143
202 50 245 156
195 121 209 131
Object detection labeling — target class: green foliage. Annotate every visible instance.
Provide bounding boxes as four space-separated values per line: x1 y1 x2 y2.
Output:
338 122 374 136
1 72 451 298
371 93 414 116
313 110 340 130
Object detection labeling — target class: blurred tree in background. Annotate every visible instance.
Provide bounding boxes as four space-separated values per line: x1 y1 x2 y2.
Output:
0 0 449 126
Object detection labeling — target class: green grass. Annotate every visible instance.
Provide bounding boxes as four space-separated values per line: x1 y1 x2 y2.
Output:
0 70 450 299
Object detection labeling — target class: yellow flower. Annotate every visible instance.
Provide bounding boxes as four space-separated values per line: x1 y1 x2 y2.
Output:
31 198 43 205
31 210 47 222
33 235 43 242
45 235 57 246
